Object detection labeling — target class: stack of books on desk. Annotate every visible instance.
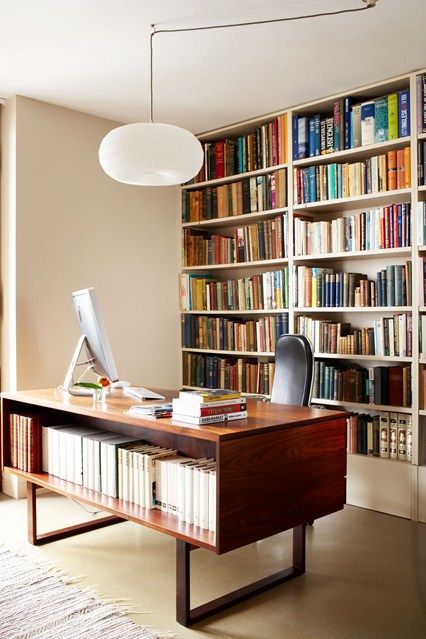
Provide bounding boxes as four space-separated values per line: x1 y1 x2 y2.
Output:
172 389 247 425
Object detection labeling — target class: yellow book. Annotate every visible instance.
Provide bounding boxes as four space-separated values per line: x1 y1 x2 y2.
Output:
388 94 398 140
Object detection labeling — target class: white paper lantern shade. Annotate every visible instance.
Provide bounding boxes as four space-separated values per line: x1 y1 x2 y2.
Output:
98 122 203 186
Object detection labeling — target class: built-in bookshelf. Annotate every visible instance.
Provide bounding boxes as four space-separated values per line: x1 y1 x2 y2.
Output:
179 69 426 522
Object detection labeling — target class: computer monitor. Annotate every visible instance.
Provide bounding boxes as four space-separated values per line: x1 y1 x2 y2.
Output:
63 287 119 393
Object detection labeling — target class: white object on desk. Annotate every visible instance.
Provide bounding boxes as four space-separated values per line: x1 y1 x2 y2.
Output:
123 387 165 401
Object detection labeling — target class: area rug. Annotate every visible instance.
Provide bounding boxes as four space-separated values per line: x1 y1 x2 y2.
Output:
0 546 175 639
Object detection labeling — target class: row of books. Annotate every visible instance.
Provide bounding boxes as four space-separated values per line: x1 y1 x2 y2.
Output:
190 114 287 183
292 91 410 160
181 313 288 353
293 149 411 205
292 263 412 308
42 424 217 530
9 414 41 473
182 352 275 395
172 389 246 426
296 314 412 358
179 269 289 312
416 73 426 133
313 362 411 407
347 411 412 461
294 203 411 256
181 170 287 223
420 316 426 358
418 140 426 186
183 214 288 266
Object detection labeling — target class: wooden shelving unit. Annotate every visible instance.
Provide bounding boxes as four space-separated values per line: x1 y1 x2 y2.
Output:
179 69 426 522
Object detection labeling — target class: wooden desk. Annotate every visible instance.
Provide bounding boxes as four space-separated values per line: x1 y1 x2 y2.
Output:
1 388 347 626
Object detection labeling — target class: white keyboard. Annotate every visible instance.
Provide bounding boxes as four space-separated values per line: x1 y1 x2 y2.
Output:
123 387 165 401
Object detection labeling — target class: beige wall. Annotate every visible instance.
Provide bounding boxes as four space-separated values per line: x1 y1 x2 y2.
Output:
2 96 181 391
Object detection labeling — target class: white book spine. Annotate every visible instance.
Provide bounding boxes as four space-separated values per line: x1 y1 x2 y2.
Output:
208 470 216 532
389 413 398 460
74 437 83 486
58 431 68 480
193 467 201 527
200 469 210 530
185 466 194 524
82 438 89 488
133 451 141 506
107 446 117 498
100 441 108 493
65 433 75 483
118 448 124 500
178 463 187 521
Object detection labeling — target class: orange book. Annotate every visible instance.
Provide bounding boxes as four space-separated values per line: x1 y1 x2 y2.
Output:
396 149 405 189
404 146 411 188
387 150 397 190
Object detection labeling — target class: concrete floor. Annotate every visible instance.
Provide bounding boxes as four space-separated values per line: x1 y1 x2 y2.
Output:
0 492 425 639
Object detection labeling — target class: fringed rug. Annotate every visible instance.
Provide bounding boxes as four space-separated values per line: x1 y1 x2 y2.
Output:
0 546 174 639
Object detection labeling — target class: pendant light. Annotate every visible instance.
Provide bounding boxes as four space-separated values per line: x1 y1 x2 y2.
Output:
99 27 203 186
99 2 377 187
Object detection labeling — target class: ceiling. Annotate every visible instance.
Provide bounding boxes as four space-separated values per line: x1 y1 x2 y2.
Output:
1 0 425 135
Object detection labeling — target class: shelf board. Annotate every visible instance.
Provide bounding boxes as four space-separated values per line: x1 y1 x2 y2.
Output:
420 306 426 313
419 185 426 192
418 245 426 252
182 347 274 357
182 164 287 191
293 137 410 168
314 353 412 362
294 306 412 313
181 309 288 315
182 207 288 229
311 398 412 413
347 452 410 465
419 410 426 416
419 358 426 364
293 188 411 213
4 467 216 551
418 132 426 141
182 257 288 271
293 247 411 262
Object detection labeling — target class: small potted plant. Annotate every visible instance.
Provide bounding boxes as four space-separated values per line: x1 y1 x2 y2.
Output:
75 376 111 403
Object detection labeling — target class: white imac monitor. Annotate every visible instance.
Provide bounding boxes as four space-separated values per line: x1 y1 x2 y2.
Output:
63 287 119 392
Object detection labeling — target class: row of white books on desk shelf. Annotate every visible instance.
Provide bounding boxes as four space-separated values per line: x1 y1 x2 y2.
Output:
41 425 216 530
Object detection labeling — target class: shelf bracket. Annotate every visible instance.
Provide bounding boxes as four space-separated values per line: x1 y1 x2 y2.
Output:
176 524 306 626
26 481 125 545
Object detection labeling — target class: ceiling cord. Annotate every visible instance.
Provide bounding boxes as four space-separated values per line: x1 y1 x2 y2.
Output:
148 2 375 122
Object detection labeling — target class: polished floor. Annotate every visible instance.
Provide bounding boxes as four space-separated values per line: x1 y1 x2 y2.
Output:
0 492 425 639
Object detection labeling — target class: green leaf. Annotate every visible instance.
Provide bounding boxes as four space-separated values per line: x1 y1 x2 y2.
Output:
74 382 102 389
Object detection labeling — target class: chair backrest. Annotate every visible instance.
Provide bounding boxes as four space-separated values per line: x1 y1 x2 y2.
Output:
270 334 314 406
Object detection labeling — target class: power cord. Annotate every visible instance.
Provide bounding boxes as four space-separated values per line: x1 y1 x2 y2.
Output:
68 496 103 516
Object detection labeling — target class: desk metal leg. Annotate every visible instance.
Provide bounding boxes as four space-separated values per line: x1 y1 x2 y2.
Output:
26 481 124 546
176 524 306 627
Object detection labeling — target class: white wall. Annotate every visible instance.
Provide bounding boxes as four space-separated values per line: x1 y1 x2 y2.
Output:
2 96 181 391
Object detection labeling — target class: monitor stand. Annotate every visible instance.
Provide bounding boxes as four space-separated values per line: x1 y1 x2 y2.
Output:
63 335 94 395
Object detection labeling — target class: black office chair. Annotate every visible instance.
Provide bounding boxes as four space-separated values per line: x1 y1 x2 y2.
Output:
270 334 314 406
270 334 315 526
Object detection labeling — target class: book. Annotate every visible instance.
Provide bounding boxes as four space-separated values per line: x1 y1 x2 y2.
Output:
172 398 246 417
387 93 398 139
398 90 410 137
178 389 241 404
389 412 398 460
374 97 388 142
172 411 248 425
360 101 375 146
379 412 390 458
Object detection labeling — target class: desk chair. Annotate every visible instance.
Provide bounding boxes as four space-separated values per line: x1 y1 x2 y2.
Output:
270 334 314 406
270 333 315 526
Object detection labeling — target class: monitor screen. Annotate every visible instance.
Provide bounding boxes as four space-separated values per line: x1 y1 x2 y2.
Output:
72 287 119 382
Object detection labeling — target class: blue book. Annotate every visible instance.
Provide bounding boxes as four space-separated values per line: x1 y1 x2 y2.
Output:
302 169 309 202
308 118 316 157
344 97 354 149
398 90 410 137
314 114 321 156
298 117 308 159
308 166 316 202
292 115 299 161
328 164 336 199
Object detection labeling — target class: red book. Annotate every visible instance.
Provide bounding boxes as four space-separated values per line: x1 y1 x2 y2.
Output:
214 141 225 179
388 366 404 406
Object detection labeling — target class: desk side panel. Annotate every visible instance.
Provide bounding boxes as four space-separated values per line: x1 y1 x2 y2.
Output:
217 418 346 554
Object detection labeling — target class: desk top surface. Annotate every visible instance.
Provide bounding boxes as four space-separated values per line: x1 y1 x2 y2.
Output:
1 388 347 442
